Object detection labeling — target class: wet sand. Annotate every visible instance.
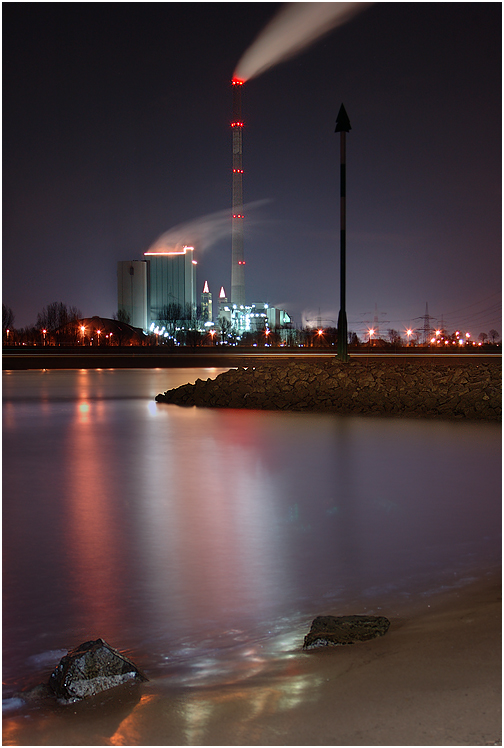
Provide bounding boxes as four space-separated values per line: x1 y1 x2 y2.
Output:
3 573 501 746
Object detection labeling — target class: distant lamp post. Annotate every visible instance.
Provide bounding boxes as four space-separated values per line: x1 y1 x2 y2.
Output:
335 103 351 362
6 329 10 345
406 329 413 346
80 326 86 345
42 329 47 346
368 328 375 345
97 329 101 346
210 329 216 345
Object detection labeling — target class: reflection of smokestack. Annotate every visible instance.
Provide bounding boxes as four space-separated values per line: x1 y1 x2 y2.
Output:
231 79 245 306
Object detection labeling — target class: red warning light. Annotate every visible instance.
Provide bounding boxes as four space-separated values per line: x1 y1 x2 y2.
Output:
232 78 244 86
231 121 244 127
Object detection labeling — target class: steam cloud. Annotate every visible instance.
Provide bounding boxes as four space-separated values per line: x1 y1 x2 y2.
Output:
234 2 372 82
146 200 271 254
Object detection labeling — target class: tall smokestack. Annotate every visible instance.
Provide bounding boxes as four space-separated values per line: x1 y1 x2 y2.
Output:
231 79 245 306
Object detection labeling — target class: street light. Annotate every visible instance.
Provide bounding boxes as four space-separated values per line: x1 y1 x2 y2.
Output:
42 329 47 346
97 329 101 346
80 326 86 345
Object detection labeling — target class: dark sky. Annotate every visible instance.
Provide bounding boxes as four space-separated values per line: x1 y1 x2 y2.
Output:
3 2 501 337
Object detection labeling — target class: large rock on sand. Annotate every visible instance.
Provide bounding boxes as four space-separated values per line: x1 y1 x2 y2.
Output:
303 615 390 649
48 638 147 701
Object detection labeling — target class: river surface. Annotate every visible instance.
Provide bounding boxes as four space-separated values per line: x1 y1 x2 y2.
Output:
2 368 501 706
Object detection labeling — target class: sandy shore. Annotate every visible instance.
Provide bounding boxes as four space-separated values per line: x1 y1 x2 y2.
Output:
3 573 501 746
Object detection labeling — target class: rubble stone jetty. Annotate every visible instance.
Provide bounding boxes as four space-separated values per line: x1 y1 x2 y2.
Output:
155 359 501 420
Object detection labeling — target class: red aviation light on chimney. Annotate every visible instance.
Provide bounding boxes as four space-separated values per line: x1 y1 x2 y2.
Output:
231 121 244 127
232 78 244 86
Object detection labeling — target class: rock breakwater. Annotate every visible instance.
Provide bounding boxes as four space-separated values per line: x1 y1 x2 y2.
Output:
155 359 501 420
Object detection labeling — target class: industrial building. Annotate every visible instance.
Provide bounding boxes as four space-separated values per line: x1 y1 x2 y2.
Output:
116 80 292 339
144 245 197 325
201 280 212 324
118 247 197 331
117 260 148 330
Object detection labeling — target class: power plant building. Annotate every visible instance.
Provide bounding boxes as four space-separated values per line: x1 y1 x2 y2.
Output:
117 260 148 330
144 245 197 326
115 81 293 338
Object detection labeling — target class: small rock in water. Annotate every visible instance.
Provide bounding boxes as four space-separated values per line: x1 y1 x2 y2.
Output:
48 638 147 701
303 615 390 649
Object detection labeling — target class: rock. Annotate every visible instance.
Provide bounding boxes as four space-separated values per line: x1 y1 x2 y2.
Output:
155 360 501 420
48 638 148 702
303 615 391 649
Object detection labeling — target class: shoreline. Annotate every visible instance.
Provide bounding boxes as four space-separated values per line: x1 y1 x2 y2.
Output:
3 571 501 746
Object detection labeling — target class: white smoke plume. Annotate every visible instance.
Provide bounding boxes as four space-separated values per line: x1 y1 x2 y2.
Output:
146 200 271 254
234 2 372 82
302 309 339 329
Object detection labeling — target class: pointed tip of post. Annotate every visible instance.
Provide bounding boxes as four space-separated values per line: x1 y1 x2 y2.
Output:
335 104 351 133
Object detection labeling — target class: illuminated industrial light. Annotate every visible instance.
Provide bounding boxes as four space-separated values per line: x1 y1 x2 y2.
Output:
232 78 244 86
144 245 195 256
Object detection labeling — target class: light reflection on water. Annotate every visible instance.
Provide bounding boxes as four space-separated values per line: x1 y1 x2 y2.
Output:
2 368 501 698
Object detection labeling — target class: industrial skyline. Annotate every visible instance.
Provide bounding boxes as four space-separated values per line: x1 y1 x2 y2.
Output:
3 3 501 338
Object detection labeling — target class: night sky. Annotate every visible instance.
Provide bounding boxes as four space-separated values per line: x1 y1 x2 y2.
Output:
3 2 501 338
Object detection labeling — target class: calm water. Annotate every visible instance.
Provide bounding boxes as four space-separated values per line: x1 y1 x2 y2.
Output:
3 368 501 702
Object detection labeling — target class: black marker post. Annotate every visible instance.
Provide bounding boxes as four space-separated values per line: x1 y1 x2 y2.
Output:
335 104 351 362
